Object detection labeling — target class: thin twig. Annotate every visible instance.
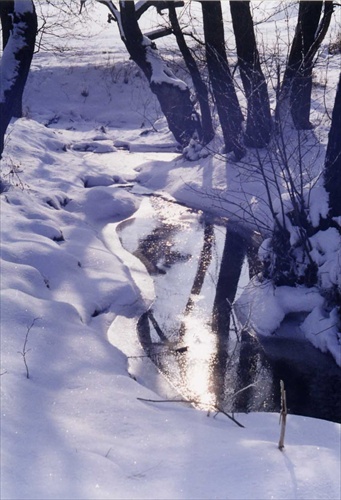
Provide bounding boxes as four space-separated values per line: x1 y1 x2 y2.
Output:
137 397 245 428
18 317 41 379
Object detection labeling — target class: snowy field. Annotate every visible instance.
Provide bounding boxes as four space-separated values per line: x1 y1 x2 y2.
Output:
1 2 340 499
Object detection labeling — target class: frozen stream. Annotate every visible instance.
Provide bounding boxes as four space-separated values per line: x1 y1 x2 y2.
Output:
117 195 341 423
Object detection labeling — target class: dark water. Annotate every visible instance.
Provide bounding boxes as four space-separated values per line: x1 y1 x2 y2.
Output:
118 196 341 423
136 312 341 423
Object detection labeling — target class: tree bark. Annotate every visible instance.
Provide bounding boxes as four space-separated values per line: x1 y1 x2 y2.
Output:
0 0 37 159
117 0 202 147
201 1 244 160
324 73 341 218
168 2 214 145
280 1 333 130
0 1 13 49
229 1 272 148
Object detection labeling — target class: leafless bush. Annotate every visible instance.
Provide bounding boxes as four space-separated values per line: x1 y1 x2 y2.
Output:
0 157 27 192
18 318 41 379
34 0 100 52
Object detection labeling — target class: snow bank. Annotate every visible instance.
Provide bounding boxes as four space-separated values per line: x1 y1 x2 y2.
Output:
236 275 340 366
235 279 324 335
1 5 340 498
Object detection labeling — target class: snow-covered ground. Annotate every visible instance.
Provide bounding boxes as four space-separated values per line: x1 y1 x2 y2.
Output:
1 3 340 499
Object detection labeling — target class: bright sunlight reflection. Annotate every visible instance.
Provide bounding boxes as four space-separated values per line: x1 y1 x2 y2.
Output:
181 315 218 410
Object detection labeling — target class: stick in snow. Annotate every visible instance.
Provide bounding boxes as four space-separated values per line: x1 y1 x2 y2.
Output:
278 379 287 450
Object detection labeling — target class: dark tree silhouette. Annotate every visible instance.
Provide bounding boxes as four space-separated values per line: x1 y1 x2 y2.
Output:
201 0 244 160
229 0 272 148
324 73 341 218
0 1 13 49
280 1 334 129
96 0 202 147
0 0 37 159
167 2 214 145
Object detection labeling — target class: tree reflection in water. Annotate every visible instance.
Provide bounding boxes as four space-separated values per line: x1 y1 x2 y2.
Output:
121 199 341 423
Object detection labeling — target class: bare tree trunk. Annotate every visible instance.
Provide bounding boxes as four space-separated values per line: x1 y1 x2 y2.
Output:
99 1 203 147
229 0 272 148
279 1 334 130
201 0 244 160
0 0 37 159
0 1 13 49
324 73 341 218
168 2 214 145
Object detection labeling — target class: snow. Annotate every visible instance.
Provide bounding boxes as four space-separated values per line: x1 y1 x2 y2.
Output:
14 0 35 15
307 185 330 228
301 306 341 365
144 36 189 91
237 221 341 364
235 280 325 337
1 3 340 499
